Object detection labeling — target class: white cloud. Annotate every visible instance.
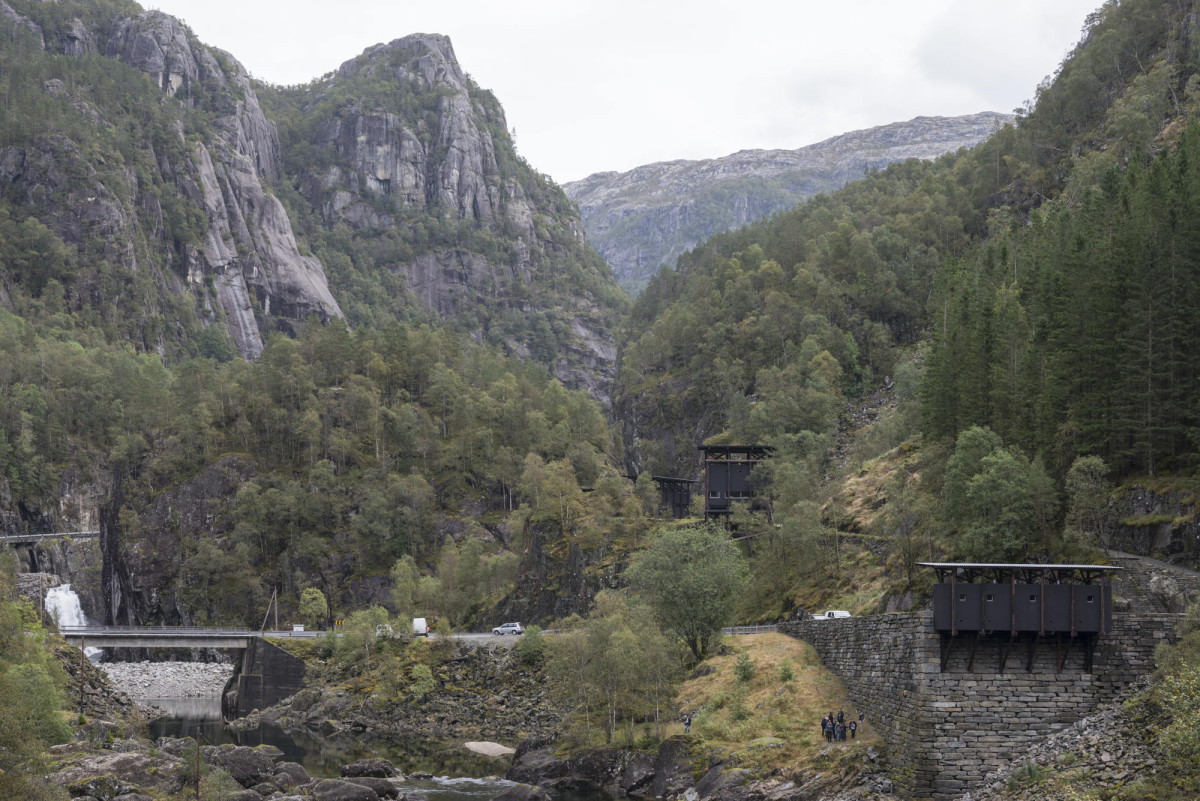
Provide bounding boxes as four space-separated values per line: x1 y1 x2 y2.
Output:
143 0 1102 182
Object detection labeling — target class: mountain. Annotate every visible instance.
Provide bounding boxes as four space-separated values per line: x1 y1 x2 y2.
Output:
0 3 623 398
0 1 342 359
0 0 635 634
564 112 1012 293
262 34 626 400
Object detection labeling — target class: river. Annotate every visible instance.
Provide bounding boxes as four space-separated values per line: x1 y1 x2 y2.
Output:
45 586 580 800
147 697 593 801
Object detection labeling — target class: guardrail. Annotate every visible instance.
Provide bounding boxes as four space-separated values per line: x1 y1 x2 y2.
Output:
59 626 251 635
722 624 779 636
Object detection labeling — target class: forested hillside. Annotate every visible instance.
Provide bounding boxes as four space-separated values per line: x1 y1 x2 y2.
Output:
2 0 1199 649
617 0 1200 577
5 0 1200 796
0 0 637 629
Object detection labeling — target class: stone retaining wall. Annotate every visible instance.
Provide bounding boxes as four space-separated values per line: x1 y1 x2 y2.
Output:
779 611 1180 799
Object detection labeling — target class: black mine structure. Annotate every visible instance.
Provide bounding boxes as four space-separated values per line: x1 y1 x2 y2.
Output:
699 445 773 521
650 475 698 519
921 562 1119 673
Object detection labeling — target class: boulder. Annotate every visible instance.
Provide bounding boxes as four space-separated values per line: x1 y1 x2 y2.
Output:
65 774 137 800
489 784 552 801
222 792 264 801
311 778 382 800
273 761 312 787
650 737 703 800
341 758 400 778
201 744 278 788
694 766 751 801
344 776 401 798
50 752 185 797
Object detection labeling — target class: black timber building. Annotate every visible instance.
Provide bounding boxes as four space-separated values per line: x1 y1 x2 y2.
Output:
920 562 1119 673
700 445 772 520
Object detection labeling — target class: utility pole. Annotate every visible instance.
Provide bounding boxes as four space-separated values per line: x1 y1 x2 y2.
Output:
194 733 200 800
259 588 278 632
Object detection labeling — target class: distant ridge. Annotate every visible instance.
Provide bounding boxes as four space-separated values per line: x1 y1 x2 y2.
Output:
565 112 1012 292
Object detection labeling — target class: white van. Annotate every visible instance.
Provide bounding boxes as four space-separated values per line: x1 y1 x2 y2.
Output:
811 610 852 620
412 617 429 636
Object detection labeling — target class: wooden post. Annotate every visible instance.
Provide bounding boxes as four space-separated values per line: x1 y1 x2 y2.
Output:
78 638 86 716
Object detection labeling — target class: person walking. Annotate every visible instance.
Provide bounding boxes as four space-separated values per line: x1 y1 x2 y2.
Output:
837 710 844 724
683 714 691 734
849 720 857 740
820 716 829 741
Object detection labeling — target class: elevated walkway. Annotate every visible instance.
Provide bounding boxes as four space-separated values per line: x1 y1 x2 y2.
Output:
1 531 99 546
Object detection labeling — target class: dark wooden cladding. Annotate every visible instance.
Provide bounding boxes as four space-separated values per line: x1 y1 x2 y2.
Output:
699 445 773 520
651 475 697 519
932 582 1113 634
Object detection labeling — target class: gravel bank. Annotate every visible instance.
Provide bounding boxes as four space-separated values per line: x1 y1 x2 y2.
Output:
99 661 234 699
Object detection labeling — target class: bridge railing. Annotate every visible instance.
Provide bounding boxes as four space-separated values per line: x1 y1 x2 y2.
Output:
57 625 325 639
722 624 779 636
59 626 253 635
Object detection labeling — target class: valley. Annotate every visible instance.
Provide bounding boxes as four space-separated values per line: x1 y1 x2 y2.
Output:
2 0 1200 800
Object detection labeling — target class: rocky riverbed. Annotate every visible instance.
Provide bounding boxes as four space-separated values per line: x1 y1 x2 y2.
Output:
98 660 234 699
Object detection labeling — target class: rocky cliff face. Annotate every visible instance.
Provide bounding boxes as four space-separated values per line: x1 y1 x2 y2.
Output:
280 34 622 401
1103 485 1200 570
565 113 1012 292
0 3 341 358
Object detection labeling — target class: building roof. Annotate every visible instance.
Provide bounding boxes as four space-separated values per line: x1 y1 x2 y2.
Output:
918 562 1120 584
917 562 1121 571
698 445 774 455
650 475 700 484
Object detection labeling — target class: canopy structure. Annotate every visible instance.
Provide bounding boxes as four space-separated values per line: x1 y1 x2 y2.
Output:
918 562 1120 585
919 563 1120 672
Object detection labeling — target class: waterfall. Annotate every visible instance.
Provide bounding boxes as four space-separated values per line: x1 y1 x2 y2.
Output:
45 584 102 660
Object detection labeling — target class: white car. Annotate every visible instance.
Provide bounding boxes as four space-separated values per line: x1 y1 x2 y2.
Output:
492 622 524 635
811 610 852 620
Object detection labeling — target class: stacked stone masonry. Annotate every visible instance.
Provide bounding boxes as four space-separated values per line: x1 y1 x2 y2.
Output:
779 610 1180 799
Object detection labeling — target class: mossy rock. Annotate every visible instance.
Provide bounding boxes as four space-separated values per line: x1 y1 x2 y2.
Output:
67 773 138 799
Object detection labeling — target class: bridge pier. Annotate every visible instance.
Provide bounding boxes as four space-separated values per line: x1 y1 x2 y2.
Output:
222 638 307 719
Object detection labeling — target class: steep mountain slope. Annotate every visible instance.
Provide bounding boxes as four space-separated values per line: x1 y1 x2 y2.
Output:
565 113 1010 293
0 2 635 632
0 0 341 359
616 0 1200 478
262 34 626 400
0 3 624 399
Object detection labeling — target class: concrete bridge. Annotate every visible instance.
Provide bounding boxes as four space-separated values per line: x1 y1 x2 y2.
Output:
58 626 322 649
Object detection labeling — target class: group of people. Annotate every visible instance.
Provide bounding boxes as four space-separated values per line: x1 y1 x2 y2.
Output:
820 710 863 742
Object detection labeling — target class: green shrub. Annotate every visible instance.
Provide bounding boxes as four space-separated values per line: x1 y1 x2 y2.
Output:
515 625 546 664
734 652 755 683
409 663 437 698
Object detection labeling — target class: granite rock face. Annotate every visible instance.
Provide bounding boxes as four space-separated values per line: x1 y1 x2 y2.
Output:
290 34 621 402
0 7 341 358
565 113 1012 292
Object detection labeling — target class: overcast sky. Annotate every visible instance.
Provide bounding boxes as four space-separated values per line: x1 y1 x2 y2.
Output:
143 0 1103 184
